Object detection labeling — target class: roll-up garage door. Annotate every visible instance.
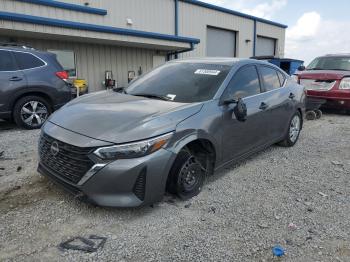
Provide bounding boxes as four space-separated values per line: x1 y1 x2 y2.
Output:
207 27 236 57
256 36 276 56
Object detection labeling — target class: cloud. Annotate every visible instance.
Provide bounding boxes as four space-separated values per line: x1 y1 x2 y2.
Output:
241 0 287 19
285 12 350 64
287 12 321 41
202 0 287 19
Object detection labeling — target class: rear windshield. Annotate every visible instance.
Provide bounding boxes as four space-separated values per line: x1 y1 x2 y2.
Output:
126 62 231 103
307 56 350 71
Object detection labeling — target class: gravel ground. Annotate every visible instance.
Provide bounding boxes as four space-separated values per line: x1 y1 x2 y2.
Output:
0 114 349 262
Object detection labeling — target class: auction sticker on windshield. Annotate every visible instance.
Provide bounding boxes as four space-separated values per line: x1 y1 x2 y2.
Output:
194 69 221 76
166 94 176 101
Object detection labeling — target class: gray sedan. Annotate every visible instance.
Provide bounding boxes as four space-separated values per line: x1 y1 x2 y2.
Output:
37 58 305 207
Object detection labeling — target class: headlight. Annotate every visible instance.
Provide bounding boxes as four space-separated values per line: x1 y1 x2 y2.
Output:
94 132 174 160
339 77 350 89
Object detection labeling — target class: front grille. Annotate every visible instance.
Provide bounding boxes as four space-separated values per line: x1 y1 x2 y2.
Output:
39 133 95 184
300 79 336 91
133 168 146 201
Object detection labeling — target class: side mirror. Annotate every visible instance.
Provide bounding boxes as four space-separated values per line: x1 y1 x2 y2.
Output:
297 65 306 71
233 98 247 122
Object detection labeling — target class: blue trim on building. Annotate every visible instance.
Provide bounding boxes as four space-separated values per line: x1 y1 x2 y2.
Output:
180 0 288 29
174 0 179 36
0 11 200 45
253 20 257 56
15 0 107 15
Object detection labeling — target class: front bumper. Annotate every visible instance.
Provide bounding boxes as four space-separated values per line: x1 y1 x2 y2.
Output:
38 122 176 207
322 99 350 109
307 90 350 109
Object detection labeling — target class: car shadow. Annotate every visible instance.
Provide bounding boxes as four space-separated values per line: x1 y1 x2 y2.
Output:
0 120 17 131
321 108 350 116
206 145 277 184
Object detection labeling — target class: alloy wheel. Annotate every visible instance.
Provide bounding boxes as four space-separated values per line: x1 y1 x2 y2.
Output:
289 115 301 143
20 101 48 128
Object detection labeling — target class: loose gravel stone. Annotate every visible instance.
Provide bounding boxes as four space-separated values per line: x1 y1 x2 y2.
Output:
0 113 350 261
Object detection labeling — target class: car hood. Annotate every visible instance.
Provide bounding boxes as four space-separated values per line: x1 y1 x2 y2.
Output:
49 91 203 144
298 70 350 80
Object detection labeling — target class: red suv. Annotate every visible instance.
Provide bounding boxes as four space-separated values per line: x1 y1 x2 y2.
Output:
295 54 350 111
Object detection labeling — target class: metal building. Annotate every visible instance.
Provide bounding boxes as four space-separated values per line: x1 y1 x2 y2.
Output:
0 0 287 91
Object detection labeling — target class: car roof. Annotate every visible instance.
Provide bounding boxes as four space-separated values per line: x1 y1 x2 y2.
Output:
323 53 350 58
0 45 52 57
0 45 35 51
173 57 267 66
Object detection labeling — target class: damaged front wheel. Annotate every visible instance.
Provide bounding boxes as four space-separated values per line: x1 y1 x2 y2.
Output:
167 149 206 200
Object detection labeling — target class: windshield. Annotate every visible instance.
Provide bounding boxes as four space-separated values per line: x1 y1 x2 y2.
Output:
126 62 231 103
306 56 350 71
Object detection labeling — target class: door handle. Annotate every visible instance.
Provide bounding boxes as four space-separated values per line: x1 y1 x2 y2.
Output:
259 102 269 110
289 93 295 99
9 76 23 81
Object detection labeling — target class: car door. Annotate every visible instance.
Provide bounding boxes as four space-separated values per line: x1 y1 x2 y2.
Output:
0 50 26 114
220 64 271 163
257 65 293 141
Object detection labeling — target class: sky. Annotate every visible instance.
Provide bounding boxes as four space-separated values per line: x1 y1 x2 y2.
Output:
202 0 350 64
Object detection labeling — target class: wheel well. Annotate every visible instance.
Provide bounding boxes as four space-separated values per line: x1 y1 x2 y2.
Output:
183 139 216 176
11 92 53 112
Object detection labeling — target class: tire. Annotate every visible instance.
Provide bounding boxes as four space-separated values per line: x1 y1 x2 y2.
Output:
13 96 51 129
315 109 322 119
167 149 206 200
305 110 317 120
278 111 302 147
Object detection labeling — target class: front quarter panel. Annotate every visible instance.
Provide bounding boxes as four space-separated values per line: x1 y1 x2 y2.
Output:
167 100 223 166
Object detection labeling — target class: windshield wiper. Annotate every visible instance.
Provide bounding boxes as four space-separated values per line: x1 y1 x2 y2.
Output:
307 67 325 70
113 87 127 94
325 68 349 71
132 93 171 101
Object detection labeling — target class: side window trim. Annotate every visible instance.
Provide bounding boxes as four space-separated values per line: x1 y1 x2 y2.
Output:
220 64 263 102
277 70 286 87
12 50 47 71
257 65 284 93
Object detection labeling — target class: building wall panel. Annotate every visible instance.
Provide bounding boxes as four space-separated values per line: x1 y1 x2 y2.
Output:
178 1 255 58
2 0 175 35
256 21 285 57
0 36 160 91
0 0 287 93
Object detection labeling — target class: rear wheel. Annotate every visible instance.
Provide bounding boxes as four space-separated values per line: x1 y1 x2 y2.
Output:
13 96 51 129
315 109 322 119
167 149 205 200
278 111 302 147
305 110 317 120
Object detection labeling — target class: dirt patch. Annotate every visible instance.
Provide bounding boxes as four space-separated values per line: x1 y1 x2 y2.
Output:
0 177 56 211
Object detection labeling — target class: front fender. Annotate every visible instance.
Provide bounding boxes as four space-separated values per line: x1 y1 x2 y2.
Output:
166 129 220 165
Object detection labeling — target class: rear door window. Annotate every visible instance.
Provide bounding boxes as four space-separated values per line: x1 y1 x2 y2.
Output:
14 52 45 70
259 66 282 91
223 65 261 100
0 50 18 71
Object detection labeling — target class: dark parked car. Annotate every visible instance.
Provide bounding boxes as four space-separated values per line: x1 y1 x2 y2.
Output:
38 58 305 207
295 54 350 111
0 45 72 129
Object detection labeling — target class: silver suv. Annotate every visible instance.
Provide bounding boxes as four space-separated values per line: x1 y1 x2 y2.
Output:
0 44 71 129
